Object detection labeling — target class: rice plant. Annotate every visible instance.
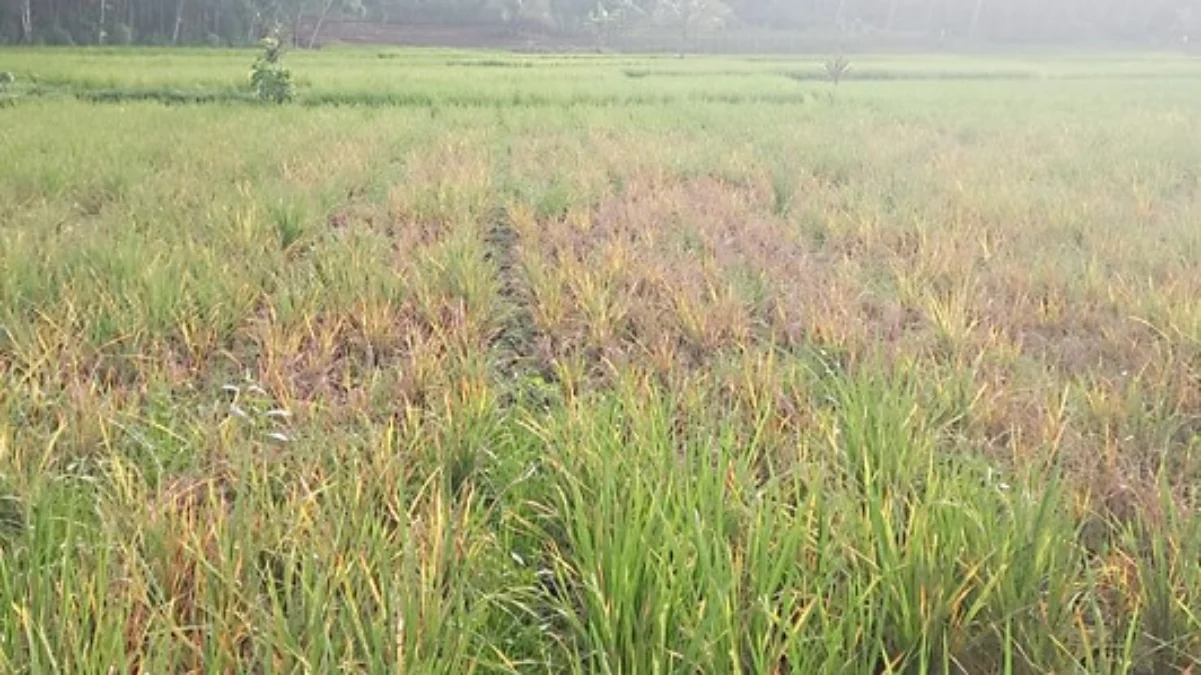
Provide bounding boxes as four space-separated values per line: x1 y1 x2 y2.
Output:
0 47 1198 672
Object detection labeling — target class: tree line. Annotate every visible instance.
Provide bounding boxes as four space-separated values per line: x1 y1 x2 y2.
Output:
1 0 1196 48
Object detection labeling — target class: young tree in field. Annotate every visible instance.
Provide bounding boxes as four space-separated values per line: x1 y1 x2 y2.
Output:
251 30 293 101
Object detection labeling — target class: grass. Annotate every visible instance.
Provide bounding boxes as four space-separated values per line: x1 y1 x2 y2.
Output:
0 46 1199 672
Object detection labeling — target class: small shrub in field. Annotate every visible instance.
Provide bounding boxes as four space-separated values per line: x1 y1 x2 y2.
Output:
825 54 851 85
250 34 293 104
0 72 13 92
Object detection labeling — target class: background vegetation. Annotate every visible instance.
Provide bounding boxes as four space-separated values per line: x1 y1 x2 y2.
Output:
0 0 1198 50
0 47 1199 672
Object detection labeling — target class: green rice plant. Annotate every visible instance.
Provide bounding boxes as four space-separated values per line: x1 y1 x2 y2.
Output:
269 201 308 251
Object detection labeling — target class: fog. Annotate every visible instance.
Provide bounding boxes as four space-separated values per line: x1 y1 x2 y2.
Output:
2 0 1197 51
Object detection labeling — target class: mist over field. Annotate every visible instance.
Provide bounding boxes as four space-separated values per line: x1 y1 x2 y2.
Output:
2 0 1199 50
1 1 1199 672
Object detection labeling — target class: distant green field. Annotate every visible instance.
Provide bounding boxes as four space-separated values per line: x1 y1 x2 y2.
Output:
1 47 1199 672
4 46 1201 103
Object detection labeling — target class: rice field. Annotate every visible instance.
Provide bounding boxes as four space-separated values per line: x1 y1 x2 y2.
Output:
0 47 1199 673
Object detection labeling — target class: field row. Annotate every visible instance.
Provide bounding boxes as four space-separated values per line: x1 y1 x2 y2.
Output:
4 47 1201 107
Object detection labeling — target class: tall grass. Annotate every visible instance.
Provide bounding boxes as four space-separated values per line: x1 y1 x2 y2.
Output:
0 49 1198 671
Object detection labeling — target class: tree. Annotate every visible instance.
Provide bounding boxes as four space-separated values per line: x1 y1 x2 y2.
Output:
549 0 595 32
3 0 1200 47
19 0 32 42
171 0 185 43
588 0 642 45
968 0 985 38
490 0 556 35
251 30 293 101
97 0 107 43
306 0 360 47
655 0 730 47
